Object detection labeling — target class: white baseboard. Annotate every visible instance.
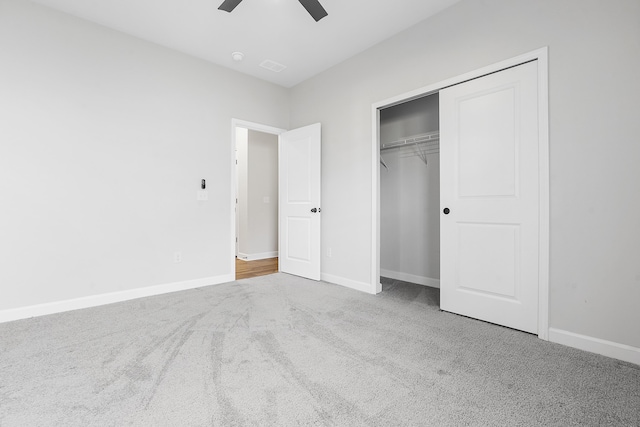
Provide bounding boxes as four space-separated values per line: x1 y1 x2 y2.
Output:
0 274 234 324
548 327 640 366
380 269 440 289
321 273 375 294
237 251 278 261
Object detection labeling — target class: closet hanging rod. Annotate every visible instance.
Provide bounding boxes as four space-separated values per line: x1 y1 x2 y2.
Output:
380 131 439 152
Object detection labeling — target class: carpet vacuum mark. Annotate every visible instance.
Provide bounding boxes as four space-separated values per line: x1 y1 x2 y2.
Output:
0 273 639 426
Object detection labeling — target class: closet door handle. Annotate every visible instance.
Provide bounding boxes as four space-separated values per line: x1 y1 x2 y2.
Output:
443 208 450 215
311 208 317 213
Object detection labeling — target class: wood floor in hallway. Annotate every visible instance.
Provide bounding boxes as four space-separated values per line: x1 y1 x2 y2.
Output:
235 257 279 280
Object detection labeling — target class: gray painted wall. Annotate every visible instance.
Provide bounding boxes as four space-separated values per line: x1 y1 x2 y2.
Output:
380 95 439 144
290 0 640 348
0 0 289 310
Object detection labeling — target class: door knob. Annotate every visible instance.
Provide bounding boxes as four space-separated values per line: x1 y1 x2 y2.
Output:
443 208 450 215
311 208 317 213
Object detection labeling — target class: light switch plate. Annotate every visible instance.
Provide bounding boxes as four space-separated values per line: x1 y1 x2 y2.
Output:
197 190 208 201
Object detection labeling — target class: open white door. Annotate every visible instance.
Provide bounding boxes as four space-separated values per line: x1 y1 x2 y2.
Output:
279 123 321 280
440 61 539 333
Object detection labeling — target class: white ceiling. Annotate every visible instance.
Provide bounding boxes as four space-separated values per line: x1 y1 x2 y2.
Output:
32 0 461 88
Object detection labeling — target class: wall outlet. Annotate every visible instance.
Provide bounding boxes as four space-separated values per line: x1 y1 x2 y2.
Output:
174 251 182 263
327 248 332 258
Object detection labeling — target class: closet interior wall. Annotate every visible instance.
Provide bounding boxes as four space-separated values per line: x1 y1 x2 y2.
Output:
380 94 441 287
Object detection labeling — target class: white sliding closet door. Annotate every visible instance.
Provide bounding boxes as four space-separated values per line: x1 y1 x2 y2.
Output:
440 61 540 333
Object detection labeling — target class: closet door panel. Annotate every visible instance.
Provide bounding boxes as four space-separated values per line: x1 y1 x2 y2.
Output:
457 86 517 198
440 61 539 334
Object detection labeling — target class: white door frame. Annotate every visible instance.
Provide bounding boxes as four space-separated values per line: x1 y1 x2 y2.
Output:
370 47 550 340
230 119 287 277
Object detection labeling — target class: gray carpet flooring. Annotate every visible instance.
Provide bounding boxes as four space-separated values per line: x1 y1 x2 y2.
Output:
0 273 639 426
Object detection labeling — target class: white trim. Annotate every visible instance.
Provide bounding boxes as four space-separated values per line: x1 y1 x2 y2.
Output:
536 48 550 340
231 119 287 135
549 328 640 366
237 251 279 261
0 274 234 324
380 269 440 289
230 119 287 281
371 108 382 294
321 273 375 294
371 47 550 340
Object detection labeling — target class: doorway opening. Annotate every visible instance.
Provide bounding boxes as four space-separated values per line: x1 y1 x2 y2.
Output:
230 120 322 282
231 120 286 280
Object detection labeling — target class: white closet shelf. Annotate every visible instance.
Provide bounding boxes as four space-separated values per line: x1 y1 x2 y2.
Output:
380 131 440 151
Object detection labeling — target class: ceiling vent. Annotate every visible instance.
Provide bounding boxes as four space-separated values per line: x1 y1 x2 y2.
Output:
260 60 287 73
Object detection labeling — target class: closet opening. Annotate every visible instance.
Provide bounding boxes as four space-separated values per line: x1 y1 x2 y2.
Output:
379 93 441 297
